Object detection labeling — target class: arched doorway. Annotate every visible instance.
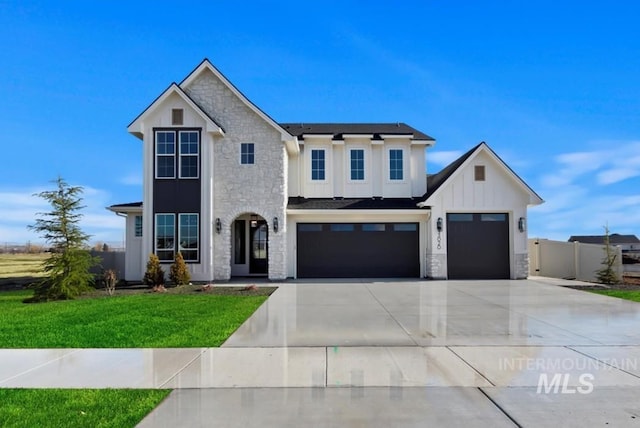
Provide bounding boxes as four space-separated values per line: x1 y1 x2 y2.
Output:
231 213 268 277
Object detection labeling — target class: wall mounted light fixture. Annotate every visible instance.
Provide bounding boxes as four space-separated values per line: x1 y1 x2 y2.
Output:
436 217 443 232
273 217 279 233
518 217 526 233
215 218 222 234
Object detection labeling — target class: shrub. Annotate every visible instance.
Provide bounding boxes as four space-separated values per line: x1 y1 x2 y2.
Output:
143 254 165 288
104 269 117 296
169 252 191 286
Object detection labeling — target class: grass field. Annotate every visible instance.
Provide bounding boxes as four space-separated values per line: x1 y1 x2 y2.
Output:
0 389 170 428
0 290 269 348
0 253 47 279
591 289 640 302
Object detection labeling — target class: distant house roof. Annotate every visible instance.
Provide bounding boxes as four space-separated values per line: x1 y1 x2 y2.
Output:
280 123 435 141
568 234 640 244
287 197 425 210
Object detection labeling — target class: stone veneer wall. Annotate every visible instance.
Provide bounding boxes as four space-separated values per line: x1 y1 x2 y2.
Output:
514 253 529 279
184 71 287 280
426 253 447 279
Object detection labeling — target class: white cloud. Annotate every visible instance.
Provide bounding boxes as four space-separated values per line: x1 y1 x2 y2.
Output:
0 184 124 246
120 172 143 186
429 150 463 168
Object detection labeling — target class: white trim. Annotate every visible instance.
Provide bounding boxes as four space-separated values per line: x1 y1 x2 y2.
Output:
178 213 200 263
155 213 176 262
380 134 413 140
343 134 374 139
386 147 407 183
155 130 176 179
178 130 200 179
309 148 327 182
128 83 224 139
347 148 366 183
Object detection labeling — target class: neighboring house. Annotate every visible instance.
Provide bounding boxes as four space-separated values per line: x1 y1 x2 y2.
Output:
568 234 640 253
108 59 543 282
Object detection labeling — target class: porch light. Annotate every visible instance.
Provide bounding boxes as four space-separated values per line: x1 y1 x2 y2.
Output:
518 217 526 233
215 218 222 234
273 217 279 233
436 217 443 232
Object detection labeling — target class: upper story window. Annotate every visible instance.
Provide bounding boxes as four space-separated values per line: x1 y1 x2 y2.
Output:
474 165 486 181
134 215 143 237
155 130 199 179
155 213 175 261
241 143 255 164
350 149 365 181
389 149 404 180
311 149 326 181
179 131 199 178
155 131 176 178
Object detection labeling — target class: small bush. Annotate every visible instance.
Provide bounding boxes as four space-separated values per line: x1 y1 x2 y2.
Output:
104 269 117 296
143 254 165 288
169 252 191 286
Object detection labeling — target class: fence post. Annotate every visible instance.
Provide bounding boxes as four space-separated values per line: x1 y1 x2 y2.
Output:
573 241 580 280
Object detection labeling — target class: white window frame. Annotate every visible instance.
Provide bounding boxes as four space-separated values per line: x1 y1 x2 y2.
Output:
240 143 255 165
178 131 199 179
134 215 143 238
387 148 406 182
155 213 175 262
310 149 326 181
155 131 176 179
348 148 366 182
178 213 199 262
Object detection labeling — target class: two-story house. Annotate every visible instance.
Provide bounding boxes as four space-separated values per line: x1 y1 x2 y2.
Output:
109 59 543 282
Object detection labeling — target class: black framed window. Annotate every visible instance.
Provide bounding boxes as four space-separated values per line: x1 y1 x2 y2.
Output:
179 213 199 261
155 131 176 178
350 149 364 180
179 131 199 178
155 213 175 261
134 215 143 237
311 149 325 180
241 143 255 164
389 149 403 180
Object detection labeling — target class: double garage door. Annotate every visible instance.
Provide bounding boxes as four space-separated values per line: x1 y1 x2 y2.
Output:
297 223 419 278
447 213 510 279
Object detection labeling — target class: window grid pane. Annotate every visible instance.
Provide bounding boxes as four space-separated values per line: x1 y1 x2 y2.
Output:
350 149 364 180
241 143 255 164
179 214 199 261
179 132 199 178
156 132 175 178
155 214 175 261
390 149 403 180
311 150 325 180
135 215 143 237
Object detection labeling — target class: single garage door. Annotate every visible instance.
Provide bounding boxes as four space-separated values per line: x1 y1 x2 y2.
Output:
297 223 419 278
447 213 510 279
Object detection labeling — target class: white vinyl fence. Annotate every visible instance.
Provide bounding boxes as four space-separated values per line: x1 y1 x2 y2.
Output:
528 238 623 283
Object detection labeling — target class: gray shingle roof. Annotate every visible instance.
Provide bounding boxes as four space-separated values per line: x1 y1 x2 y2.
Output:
288 197 424 210
280 123 434 141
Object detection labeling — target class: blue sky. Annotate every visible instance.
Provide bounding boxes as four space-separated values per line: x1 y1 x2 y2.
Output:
1 1 639 247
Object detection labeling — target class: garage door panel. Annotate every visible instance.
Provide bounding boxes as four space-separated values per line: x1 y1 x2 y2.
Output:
447 213 509 279
297 223 419 278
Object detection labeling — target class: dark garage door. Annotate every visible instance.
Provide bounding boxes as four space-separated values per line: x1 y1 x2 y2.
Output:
447 213 510 279
297 223 419 278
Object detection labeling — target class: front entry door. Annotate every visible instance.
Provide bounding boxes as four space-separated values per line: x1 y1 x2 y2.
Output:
249 220 268 275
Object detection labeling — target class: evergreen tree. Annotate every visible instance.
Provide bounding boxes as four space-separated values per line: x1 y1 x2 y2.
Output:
143 253 165 287
169 252 191 286
27 177 98 301
596 225 620 285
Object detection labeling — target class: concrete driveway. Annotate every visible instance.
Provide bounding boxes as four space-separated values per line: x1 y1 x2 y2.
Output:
137 279 640 427
2 279 639 426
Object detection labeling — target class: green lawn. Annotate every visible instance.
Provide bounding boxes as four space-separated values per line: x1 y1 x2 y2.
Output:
591 289 640 302
0 290 269 347
0 389 170 428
